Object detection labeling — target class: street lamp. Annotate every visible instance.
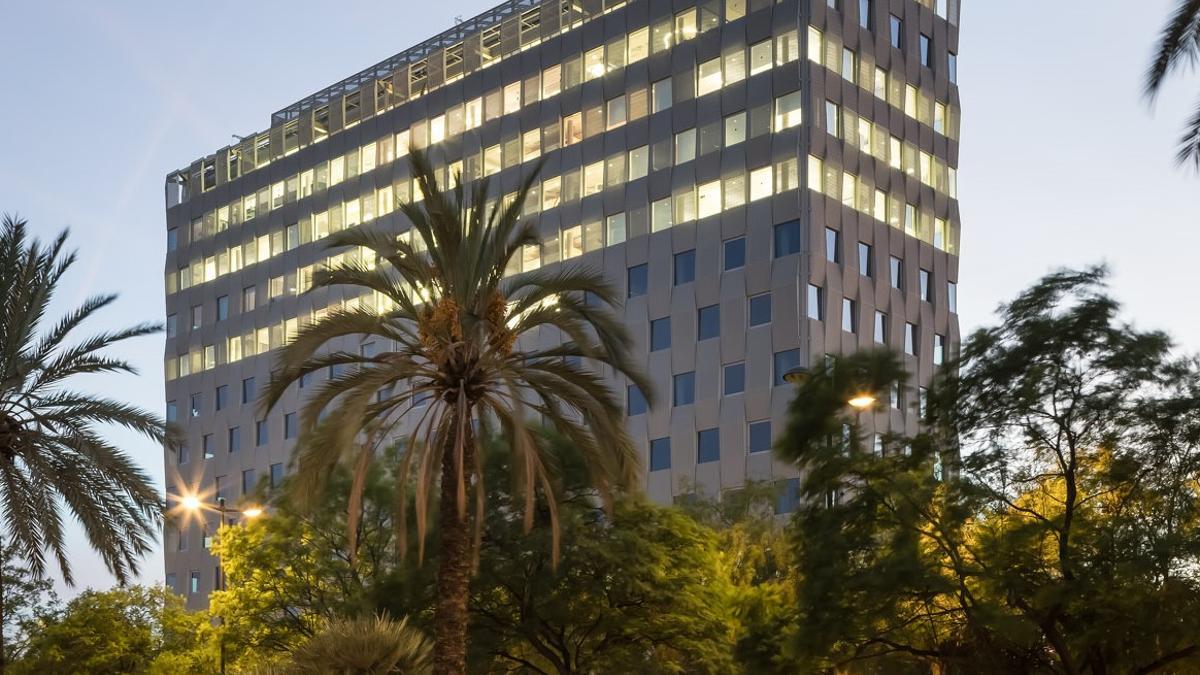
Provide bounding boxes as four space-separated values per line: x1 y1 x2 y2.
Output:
783 367 878 411
177 494 263 675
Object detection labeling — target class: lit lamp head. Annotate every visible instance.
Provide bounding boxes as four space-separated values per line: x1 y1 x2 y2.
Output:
180 495 203 512
241 507 264 519
847 393 878 410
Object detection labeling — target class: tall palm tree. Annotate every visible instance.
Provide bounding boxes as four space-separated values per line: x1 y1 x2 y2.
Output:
1147 0 1200 166
263 151 651 675
0 215 167 671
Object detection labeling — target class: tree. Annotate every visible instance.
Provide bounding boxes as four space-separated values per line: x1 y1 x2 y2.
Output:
0 547 56 664
288 614 431 675
12 585 215 675
0 215 168 671
779 268 1200 673
262 151 649 674
1146 0 1200 166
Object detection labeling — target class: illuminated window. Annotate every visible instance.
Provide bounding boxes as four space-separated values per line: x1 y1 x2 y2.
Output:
775 92 802 130
675 128 696 164
628 27 649 62
651 197 672 232
652 78 672 113
724 49 745 84
725 111 746 144
562 225 583 260
607 213 626 245
698 58 722 96
750 166 773 201
585 46 605 80
583 162 604 196
522 130 540 162
483 145 501 176
562 112 583 146
503 82 521 114
675 8 697 42
724 174 746 210
697 180 722 218
542 177 561 209
629 145 649 180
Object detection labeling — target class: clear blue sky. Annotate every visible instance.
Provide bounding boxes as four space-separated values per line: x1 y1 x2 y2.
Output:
0 1 1196 593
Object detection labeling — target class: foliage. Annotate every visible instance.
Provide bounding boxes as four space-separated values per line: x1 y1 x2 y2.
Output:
261 151 648 672
0 544 57 663
779 267 1200 673
12 585 215 675
287 614 431 675
0 215 167 585
1146 0 1200 167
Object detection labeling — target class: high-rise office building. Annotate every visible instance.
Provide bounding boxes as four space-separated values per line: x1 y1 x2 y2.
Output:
163 0 961 606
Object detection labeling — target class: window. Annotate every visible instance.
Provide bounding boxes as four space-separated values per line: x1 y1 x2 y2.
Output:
228 426 240 453
216 295 229 321
650 318 671 351
919 269 932 302
627 264 648 298
675 128 696 164
891 383 903 409
284 413 297 440
774 220 801 257
202 434 214 459
859 0 872 29
842 298 857 333
166 401 177 423
242 285 256 312
777 478 801 514
807 284 824 320
748 420 772 453
215 385 228 411
650 438 671 471
255 419 268 446
627 385 649 416
825 100 841 137
189 571 200 595
947 281 958 313
774 349 800 386
725 111 747 145
270 463 284 488
166 314 177 339
919 387 929 418
825 227 841 263
607 213 626 245
889 14 903 49
919 33 932 67
698 429 719 463
242 377 256 404
698 58 722 96
724 362 746 395
948 52 958 84
190 304 202 330
723 237 746 270
905 323 917 355
674 250 696 285
842 48 856 82
874 311 888 343
189 392 202 417
858 242 873 277
652 78 672 113
749 294 772 327
698 305 720 341
242 468 256 495
890 256 903 289
774 91 802 130
934 334 946 365
673 372 696 406
177 442 189 465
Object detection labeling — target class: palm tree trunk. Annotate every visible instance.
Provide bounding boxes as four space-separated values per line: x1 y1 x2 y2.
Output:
433 433 474 675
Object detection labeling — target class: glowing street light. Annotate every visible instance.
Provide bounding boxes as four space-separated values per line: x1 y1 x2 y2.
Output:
847 394 877 410
241 507 264 519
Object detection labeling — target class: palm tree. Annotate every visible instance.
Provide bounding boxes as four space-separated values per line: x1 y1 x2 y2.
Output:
263 151 651 675
1147 0 1200 166
0 215 167 672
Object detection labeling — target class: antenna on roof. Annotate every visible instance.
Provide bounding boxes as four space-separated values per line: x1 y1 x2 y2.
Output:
454 15 463 23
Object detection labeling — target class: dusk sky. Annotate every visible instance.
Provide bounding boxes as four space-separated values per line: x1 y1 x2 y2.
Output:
0 1 1197 593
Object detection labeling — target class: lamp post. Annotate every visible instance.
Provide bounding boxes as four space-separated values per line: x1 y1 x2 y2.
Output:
783 366 878 411
177 494 261 675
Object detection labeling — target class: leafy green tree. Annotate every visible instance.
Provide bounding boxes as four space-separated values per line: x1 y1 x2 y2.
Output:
262 152 649 674
0 215 168 671
13 585 215 675
0 546 56 665
779 268 1200 673
1146 0 1200 166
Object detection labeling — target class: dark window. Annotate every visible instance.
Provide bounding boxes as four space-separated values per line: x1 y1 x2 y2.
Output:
857 242 873 277
178 443 189 465
627 264 649 298
228 426 241 453
807 284 824 320
774 349 801 386
167 228 178 252
749 294 772 327
650 317 671 351
190 305 202 330
166 401 178 423
649 438 671 471
255 420 268 446
776 478 800 514
270 463 284 488
697 429 720 463
889 14 903 49
627 385 648 415
673 372 696 406
948 281 958 313
919 33 931 67
284 412 297 439
774 220 801 257
919 269 932 302
723 362 746 395
215 385 228 411
748 420 772 453
165 572 177 592
723 237 746 270
842 298 857 334
890 256 903 289
242 377 256 405
948 52 958 84
166 314 177 339
698 305 720 340
905 323 917 355
202 434 215 459
242 286 257 312
825 227 841 263
216 295 229 321
242 469 256 495
674 250 696 285
189 392 202 417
